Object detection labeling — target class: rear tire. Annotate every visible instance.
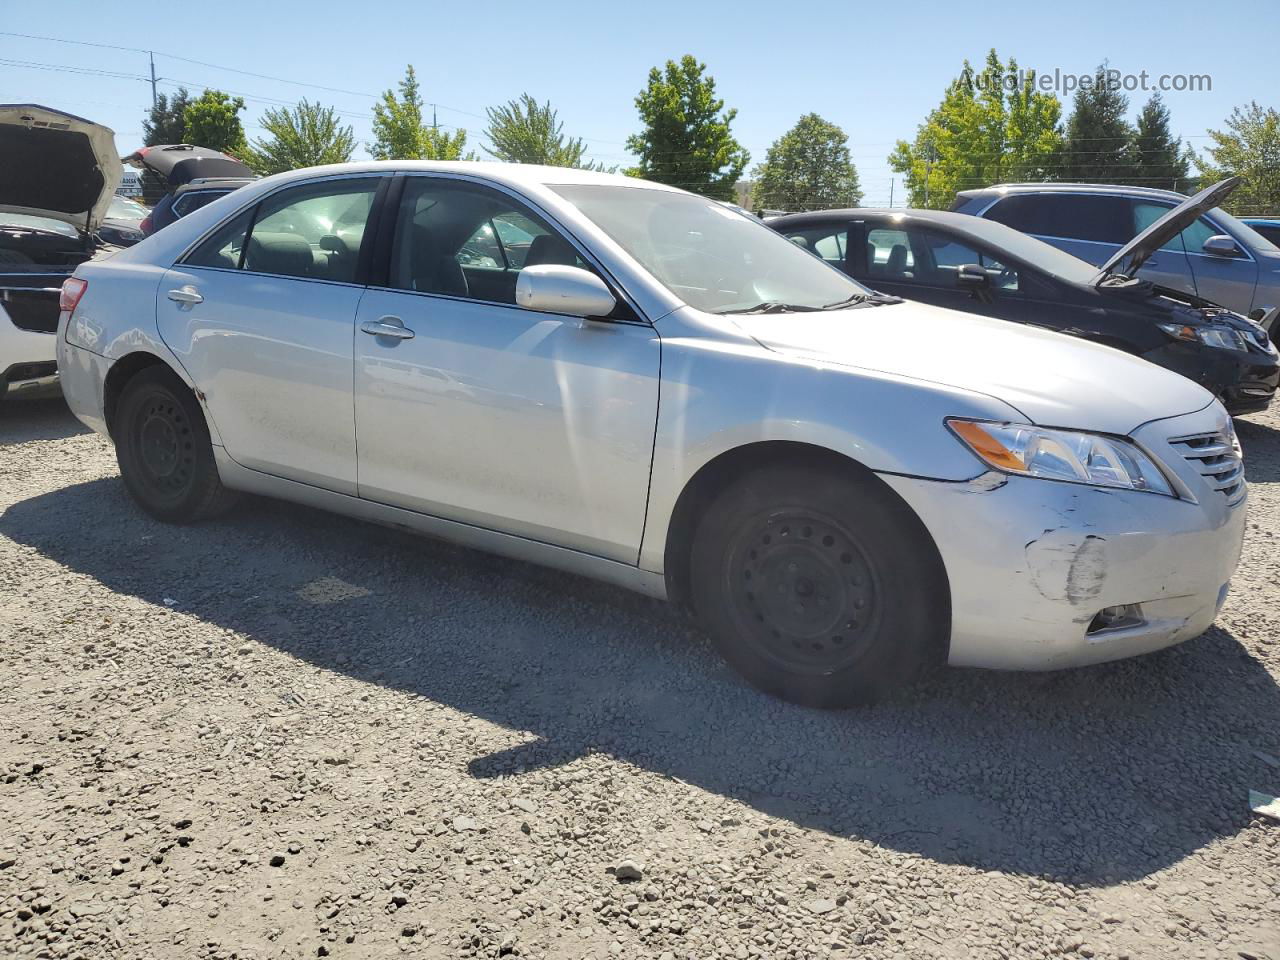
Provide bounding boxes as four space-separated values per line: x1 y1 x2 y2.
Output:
114 365 237 522
690 463 947 708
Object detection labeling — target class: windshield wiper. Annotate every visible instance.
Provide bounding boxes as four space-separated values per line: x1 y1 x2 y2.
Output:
717 301 821 315
821 292 903 309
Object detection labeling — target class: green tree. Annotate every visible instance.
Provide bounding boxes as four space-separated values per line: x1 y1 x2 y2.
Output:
183 90 247 156
751 113 861 211
246 99 356 175
1197 101 1280 215
143 87 191 145
370 65 471 161
484 94 595 167
1061 65 1135 182
1130 93 1191 191
889 50 1063 208
625 55 749 200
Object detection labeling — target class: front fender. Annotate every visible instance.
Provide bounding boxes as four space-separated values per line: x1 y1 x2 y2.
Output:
638 307 1023 573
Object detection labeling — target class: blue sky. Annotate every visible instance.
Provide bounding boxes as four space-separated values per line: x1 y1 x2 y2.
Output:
2 0 1274 204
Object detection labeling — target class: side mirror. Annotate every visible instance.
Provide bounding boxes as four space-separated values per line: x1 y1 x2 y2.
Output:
956 263 990 287
515 264 616 319
1202 234 1243 258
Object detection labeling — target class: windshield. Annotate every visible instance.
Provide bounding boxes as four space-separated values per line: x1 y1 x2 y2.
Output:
551 184 870 313
107 195 148 222
955 217 1101 284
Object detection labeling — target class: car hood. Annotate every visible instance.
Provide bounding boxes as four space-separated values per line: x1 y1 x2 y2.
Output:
734 301 1214 436
0 104 122 233
1094 177 1240 283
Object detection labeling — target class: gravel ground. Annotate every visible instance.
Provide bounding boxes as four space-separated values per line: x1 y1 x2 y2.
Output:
1 396 1278 960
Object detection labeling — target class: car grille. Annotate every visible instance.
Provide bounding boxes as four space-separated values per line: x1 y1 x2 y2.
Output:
1169 430 1246 506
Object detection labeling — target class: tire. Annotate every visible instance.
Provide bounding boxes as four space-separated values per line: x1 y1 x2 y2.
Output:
690 463 948 708
114 365 238 522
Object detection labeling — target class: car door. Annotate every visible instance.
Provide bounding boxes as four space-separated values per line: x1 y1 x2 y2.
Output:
352 175 660 563
1179 213 1260 312
158 174 385 495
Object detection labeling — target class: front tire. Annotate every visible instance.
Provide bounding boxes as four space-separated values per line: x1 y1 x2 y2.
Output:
114 365 237 522
690 463 947 708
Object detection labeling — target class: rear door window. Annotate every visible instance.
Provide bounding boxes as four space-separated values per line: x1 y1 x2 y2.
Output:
986 194 1129 245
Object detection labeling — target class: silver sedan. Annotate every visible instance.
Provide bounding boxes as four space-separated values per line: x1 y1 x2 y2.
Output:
55 162 1246 707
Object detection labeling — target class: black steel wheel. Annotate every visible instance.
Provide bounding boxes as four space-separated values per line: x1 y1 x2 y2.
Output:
114 365 237 522
690 461 948 708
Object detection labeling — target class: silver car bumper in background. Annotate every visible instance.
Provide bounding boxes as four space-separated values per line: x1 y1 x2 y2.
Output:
881 403 1247 671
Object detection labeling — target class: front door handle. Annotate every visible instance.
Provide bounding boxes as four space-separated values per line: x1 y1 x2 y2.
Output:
360 316 415 340
167 285 203 305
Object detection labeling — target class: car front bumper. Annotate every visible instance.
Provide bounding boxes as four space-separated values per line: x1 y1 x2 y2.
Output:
880 404 1247 671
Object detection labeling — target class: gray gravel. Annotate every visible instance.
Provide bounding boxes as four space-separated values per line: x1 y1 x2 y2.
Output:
1 395 1278 959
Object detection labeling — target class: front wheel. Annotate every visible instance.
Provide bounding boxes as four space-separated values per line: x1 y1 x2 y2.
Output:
114 365 237 522
690 463 948 708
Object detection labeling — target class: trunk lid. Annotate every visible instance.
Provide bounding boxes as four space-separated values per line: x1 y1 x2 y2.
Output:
0 104 122 234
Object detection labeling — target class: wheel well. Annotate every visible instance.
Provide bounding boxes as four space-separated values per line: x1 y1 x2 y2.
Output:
102 352 169 437
662 442 950 644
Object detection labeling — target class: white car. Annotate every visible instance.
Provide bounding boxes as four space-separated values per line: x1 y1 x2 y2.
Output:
1 104 121 404
57 162 1247 707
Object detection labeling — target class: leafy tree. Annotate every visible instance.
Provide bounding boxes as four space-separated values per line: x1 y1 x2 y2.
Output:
484 94 595 167
143 87 191 145
370 65 471 161
1061 64 1135 182
1130 93 1191 191
246 99 356 175
625 55 749 200
1197 101 1280 215
889 50 1063 208
183 90 247 157
751 113 861 211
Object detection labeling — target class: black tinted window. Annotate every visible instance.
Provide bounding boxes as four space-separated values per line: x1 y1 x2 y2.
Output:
173 190 226 217
778 224 847 266
985 194 1129 245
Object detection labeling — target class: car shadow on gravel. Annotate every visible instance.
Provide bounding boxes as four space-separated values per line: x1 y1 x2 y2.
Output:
4 475 1279 888
1236 413 1280 483
0 397 90 445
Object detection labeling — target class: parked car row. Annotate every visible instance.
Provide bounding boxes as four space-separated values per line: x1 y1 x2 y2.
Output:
56 160 1250 707
768 179 1280 415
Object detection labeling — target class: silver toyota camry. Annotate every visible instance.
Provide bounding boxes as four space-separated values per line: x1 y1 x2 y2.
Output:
56 162 1247 707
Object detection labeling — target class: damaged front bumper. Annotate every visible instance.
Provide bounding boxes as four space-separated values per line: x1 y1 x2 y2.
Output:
880 403 1247 671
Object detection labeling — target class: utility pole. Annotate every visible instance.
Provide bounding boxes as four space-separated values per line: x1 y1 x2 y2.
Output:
889 178 895 208
924 141 936 208
149 51 157 108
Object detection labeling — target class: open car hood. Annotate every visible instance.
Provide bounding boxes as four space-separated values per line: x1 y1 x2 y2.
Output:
0 104 122 234
1094 177 1240 284
124 144 255 187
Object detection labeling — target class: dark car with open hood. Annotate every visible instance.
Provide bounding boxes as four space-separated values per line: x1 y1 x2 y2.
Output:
768 179 1279 415
0 104 123 403
124 144 256 237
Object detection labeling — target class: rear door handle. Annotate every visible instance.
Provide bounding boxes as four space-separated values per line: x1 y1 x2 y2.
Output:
167 285 203 305
360 316 415 340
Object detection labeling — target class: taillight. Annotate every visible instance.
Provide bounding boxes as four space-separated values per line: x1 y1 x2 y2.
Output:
139 214 153 235
60 277 88 315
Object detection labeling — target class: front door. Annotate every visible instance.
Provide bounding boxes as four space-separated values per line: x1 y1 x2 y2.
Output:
157 174 383 494
353 176 660 563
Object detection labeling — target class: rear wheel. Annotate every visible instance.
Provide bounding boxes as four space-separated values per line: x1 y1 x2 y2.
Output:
690 463 947 708
114 365 237 522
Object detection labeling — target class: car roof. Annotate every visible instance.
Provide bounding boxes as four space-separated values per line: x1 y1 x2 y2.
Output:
955 182 1189 202
770 207 1011 234
250 160 685 194
174 178 253 194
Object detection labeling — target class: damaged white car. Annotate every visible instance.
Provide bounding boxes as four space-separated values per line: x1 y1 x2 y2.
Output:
56 162 1247 706
0 104 121 404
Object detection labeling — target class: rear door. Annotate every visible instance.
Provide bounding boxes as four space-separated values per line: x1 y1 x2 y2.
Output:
157 174 384 494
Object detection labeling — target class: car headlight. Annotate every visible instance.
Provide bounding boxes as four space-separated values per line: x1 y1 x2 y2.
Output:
1158 322 1252 352
947 419 1174 496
